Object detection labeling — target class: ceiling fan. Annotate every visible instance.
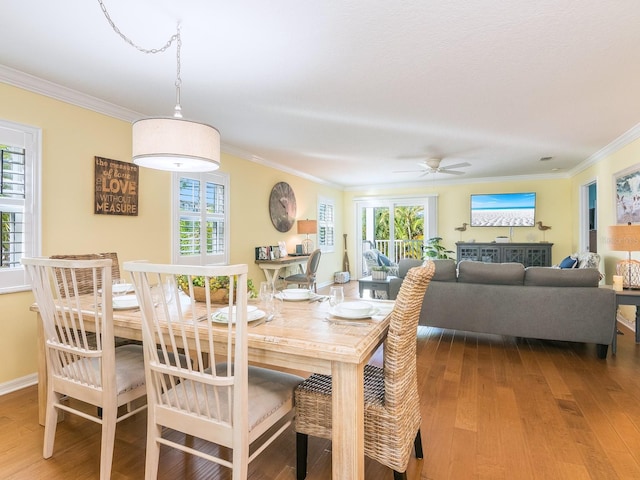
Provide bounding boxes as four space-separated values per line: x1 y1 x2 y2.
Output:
394 158 471 176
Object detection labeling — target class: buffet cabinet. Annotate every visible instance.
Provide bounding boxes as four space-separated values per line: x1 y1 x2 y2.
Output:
456 242 553 267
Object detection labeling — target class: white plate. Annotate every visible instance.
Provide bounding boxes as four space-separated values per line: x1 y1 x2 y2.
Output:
99 283 134 295
329 305 379 320
112 294 139 310
277 289 311 301
217 305 258 315
336 301 373 316
211 308 265 324
281 289 311 300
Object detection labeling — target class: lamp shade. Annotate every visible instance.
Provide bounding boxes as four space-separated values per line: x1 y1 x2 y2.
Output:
607 224 640 252
297 220 317 235
132 117 220 172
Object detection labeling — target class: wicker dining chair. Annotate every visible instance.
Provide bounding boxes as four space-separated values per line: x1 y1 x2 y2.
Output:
125 261 304 480
22 257 147 480
294 260 435 480
283 249 322 292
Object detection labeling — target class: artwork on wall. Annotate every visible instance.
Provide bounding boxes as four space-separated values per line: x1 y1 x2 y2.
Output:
94 156 139 216
614 164 640 224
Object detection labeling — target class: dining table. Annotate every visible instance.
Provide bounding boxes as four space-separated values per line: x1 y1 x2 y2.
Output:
31 292 393 480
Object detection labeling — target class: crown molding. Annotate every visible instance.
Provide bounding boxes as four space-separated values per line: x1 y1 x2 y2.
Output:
0 64 141 122
569 122 640 177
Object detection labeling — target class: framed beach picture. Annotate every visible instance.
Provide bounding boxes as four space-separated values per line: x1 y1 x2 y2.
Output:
614 164 640 224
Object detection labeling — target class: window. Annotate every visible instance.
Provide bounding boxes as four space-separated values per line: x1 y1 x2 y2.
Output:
318 196 335 253
0 120 41 293
172 171 229 265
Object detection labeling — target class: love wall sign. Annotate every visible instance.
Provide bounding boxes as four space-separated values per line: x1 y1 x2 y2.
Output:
94 156 139 216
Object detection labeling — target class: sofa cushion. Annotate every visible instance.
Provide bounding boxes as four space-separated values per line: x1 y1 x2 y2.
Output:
558 255 578 269
524 267 600 287
457 261 525 285
431 259 457 282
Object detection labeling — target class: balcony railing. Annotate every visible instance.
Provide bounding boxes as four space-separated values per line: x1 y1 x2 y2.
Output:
368 239 424 264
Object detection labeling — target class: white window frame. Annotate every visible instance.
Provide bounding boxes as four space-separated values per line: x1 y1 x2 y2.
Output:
171 171 230 265
318 195 336 254
0 120 42 294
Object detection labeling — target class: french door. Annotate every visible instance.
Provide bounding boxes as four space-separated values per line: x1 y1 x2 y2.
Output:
355 196 437 278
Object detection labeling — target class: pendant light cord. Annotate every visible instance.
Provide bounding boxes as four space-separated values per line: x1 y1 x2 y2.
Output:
97 0 183 118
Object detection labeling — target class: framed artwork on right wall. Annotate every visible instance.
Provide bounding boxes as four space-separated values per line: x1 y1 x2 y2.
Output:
614 163 640 224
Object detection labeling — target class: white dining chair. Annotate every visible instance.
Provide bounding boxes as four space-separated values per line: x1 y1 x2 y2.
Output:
124 262 304 480
22 257 147 480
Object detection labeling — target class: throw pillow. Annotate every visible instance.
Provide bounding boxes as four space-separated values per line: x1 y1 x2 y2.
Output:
558 255 578 269
378 253 392 266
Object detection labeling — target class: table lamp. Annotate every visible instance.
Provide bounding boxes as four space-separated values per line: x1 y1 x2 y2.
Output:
297 219 317 255
608 222 640 289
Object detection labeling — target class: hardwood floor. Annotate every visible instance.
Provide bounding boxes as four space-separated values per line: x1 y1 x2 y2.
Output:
3 280 640 479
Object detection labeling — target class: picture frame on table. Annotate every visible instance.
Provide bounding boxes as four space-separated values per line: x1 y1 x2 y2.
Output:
270 246 280 260
256 246 270 261
614 163 640 224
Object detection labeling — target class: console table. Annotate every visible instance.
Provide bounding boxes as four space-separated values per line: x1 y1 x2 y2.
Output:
456 242 553 267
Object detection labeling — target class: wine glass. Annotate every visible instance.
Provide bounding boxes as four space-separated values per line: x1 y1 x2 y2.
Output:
329 286 344 308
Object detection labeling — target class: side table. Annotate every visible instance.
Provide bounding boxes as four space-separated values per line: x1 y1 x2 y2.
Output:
358 275 401 300
613 288 640 346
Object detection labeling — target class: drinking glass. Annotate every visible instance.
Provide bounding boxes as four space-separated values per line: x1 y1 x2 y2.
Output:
329 286 344 308
266 291 283 321
112 278 128 298
259 282 274 302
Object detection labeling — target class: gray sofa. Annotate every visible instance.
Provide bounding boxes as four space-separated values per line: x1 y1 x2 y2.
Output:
397 258 617 358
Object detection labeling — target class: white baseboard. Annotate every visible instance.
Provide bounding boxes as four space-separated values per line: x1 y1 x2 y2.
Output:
0 374 38 396
617 312 636 332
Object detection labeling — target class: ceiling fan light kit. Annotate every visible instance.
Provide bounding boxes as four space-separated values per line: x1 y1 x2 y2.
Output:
98 0 220 172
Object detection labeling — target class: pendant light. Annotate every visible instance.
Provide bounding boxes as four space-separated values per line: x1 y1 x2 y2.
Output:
99 1 220 172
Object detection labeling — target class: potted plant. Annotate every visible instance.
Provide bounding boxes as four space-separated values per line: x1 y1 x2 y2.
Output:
371 265 389 280
423 237 455 260
176 275 257 303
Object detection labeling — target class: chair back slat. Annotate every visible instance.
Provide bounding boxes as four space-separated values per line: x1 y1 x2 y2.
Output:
125 262 249 431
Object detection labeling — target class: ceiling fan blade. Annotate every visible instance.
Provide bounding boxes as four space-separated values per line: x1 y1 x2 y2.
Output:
393 169 425 174
439 169 466 175
441 162 471 170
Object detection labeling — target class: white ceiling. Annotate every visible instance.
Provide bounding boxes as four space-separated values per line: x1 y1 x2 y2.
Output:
2 0 640 188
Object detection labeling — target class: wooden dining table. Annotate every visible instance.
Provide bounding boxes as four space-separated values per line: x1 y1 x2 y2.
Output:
32 294 393 480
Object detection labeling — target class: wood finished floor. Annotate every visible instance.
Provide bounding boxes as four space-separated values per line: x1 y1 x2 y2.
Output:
2 280 640 479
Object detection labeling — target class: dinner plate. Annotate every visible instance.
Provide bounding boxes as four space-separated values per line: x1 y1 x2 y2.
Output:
329 305 379 320
211 308 265 324
276 288 311 302
112 294 139 310
99 283 134 295
336 301 374 316
276 290 313 302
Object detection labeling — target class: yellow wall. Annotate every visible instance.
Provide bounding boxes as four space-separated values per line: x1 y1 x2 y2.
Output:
572 138 640 282
344 178 574 264
3 77 639 387
0 83 343 385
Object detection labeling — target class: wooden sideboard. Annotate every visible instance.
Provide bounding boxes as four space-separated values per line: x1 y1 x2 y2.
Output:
456 242 553 267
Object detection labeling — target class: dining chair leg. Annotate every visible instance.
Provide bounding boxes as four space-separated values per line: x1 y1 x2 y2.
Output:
296 432 308 480
414 428 424 459
393 470 408 480
100 405 118 480
145 423 162 480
